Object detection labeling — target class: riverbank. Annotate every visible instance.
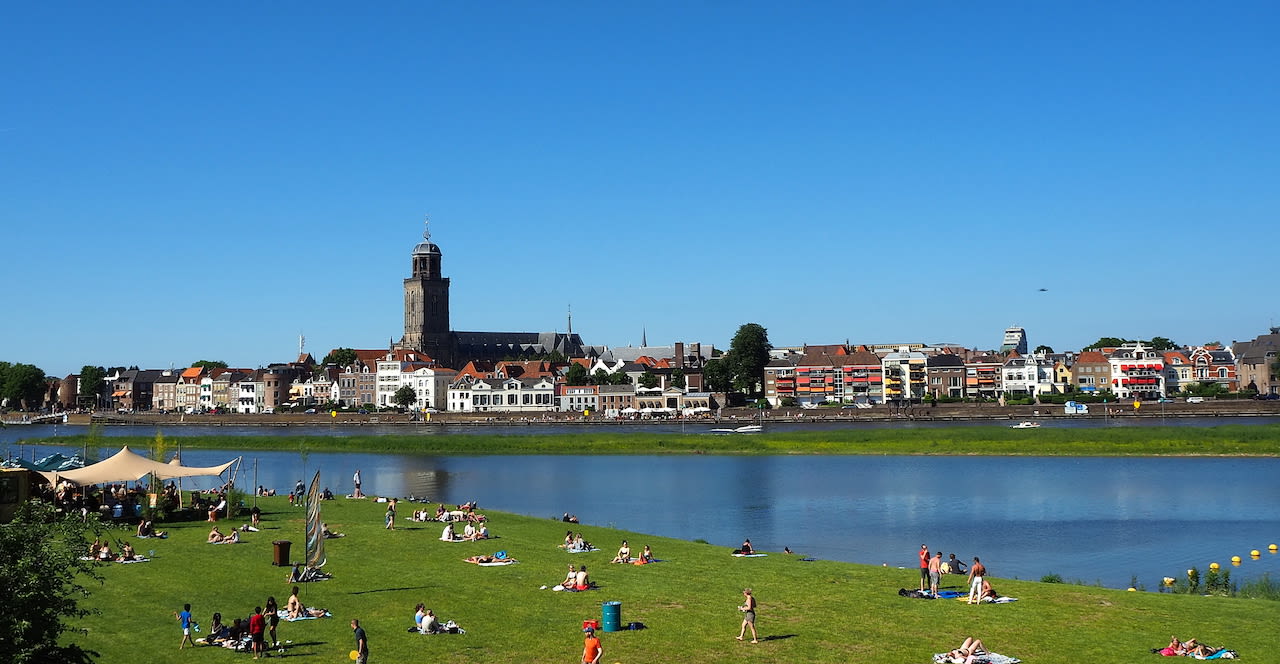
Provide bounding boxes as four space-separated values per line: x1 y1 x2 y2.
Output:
21 423 1280 456
73 497 1279 663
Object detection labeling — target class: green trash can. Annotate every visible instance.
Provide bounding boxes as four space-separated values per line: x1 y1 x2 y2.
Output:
601 601 621 632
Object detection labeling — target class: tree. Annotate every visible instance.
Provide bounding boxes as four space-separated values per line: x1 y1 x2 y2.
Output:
1034 345 1054 355
392 385 417 409
727 323 772 395
1147 337 1177 351
702 358 734 393
78 365 106 408
638 370 660 389
564 363 588 386
607 371 632 386
322 348 358 367
0 500 101 663
191 360 228 369
2 363 48 410
1086 337 1129 349
671 368 686 389
590 369 612 386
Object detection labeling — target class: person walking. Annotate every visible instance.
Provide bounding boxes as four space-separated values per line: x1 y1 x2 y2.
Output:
351 619 369 664
967 556 987 605
581 626 603 664
176 602 195 649
352 469 363 498
384 498 396 530
736 588 758 643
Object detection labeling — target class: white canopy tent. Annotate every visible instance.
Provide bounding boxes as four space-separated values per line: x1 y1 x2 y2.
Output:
40 446 239 486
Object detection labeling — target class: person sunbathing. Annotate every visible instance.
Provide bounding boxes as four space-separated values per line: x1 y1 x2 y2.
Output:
208 526 225 543
96 542 113 561
979 578 998 602
117 542 137 561
943 637 986 664
287 586 303 619
733 539 754 555
1169 637 1221 658
639 544 654 563
560 530 574 549
322 523 345 538
441 523 456 541
560 564 577 587
610 540 632 564
476 523 489 539
225 529 240 544
573 565 592 590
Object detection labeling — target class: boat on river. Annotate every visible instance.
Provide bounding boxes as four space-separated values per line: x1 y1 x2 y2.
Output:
709 424 764 434
1010 421 1041 429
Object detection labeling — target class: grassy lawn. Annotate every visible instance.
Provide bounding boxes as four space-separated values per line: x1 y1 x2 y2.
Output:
73 496 1279 663
28 423 1280 456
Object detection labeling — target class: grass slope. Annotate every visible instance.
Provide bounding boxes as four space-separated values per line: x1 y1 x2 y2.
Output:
27 423 1280 456
74 497 1279 663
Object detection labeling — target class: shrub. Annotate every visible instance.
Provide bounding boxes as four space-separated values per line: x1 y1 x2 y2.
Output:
1040 573 1063 583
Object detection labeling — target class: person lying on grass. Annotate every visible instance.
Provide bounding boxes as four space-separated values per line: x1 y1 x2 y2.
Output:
942 636 986 664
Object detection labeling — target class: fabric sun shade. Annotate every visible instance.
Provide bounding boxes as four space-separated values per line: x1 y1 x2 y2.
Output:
42 446 238 486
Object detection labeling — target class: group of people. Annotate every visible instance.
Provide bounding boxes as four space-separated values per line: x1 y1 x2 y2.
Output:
560 531 595 552
440 520 490 541
177 597 286 659
918 545 991 602
87 537 139 562
1162 636 1231 658
608 539 654 564
556 563 593 590
207 525 241 544
414 502 487 523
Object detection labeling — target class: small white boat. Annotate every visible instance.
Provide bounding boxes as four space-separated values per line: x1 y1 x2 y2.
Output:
1010 421 1041 429
709 424 764 434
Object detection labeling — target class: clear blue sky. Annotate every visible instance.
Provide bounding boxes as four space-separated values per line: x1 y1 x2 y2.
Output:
3 2 1277 377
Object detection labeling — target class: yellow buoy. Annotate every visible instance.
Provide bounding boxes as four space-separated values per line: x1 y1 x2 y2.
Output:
1252 550 1261 557
1231 555 1242 564
1270 544 1278 552
1127 587 1136 592
1187 569 1195 576
1209 562 1220 570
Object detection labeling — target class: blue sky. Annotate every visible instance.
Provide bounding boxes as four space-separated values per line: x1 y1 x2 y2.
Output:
3 2 1277 377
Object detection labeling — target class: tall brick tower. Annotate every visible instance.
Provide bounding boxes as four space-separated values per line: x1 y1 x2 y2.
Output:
401 217 452 363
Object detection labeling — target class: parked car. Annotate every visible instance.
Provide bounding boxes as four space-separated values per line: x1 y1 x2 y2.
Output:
262 407 275 414
1186 396 1205 404
1255 393 1280 401
357 409 369 414
304 408 317 414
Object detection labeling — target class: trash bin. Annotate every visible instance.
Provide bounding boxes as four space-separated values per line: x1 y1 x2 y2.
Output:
272 540 291 566
601 601 622 632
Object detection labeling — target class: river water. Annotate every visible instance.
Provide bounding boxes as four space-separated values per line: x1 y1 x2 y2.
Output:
4 421 1278 590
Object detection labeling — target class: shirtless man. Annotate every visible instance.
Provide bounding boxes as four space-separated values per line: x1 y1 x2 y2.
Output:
929 550 942 595
967 556 987 605
287 586 303 619
575 565 591 590
207 526 225 543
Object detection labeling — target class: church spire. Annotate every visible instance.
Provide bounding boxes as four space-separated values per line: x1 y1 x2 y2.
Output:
567 304 572 338
422 213 431 242
641 326 647 347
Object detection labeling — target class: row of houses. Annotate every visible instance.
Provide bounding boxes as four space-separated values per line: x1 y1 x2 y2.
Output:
762 338 1266 406
69 328 1280 414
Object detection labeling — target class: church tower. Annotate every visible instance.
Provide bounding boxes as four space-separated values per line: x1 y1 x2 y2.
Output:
401 217 452 362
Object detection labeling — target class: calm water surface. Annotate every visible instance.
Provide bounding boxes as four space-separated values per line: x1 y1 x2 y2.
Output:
6 424 1277 591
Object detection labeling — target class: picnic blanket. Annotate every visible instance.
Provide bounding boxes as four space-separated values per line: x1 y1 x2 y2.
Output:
732 553 767 558
135 534 167 539
277 609 332 621
953 595 1018 604
566 546 599 553
1152 645 1239 659
476 560 518 566
116 557 151 564
933 652 1021 664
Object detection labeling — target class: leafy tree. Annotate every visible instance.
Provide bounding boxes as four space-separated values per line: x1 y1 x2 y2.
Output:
1086 337 1129 349
590 369 612 386
0 361 10 404
1148 337 1177 351
564 363 588 386
727 323 772 395
322 348 358 367
1034 345 1054 355
191 360 228 369
702 358 734 393
2 363 48 410
77 365 106 408
607 371 632 385
671 368 686 389
392 385 417 409
638 370 660 389
0 500 101 663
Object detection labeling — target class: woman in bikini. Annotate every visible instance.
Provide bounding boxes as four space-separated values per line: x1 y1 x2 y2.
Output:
944 637 986 664
736 588 758 643
610 540 631 564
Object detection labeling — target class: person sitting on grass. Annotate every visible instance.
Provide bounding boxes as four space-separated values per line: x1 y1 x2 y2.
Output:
287 586 303 619
943 637 987 664
207 612 229 644
441 523 456 541
96 541 113 561
733 538 754 555
559 564 577 588
610 540 632 564
1167 636 1225 658
476 523 490 539
639 544 654 563
208 526 226 544
559 530 574 549
463 522 477 541
322 522 345 538
574 565 592 590
117 542 137 561
418 608 440 634
978 578 998 602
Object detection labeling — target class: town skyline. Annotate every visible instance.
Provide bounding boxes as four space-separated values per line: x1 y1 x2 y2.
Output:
3 4 1277 377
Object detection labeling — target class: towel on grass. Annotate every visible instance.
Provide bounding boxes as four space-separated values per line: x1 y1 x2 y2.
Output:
135 534 167 539
732 553 767 558
277 609 331 621
477 560 518 566
116 557 150 564
933 652 1021 664
566 547 599 553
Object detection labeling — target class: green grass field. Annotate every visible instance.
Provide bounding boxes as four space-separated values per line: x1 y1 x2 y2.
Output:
74 496 1280 663
29 422 1280 457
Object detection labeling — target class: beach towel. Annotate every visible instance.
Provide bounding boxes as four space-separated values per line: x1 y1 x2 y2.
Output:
135 534 167 539
116 557 151 564
732 553 767 558
277 609 331 621
933 652 1021 664
936 590 967 599
566 547 599 553
477 560 518 566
